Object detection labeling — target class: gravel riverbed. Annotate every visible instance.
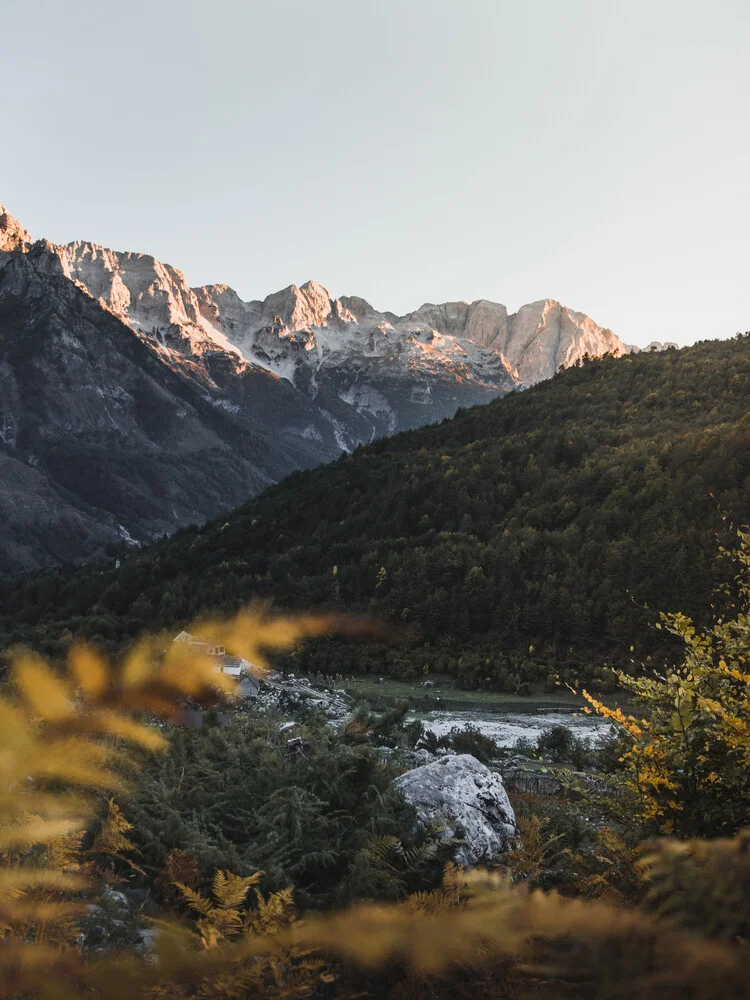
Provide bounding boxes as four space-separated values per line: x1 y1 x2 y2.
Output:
409 708 612 747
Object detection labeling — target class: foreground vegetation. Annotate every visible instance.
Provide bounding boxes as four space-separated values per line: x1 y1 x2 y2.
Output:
1 335 749 692
2 528 750 998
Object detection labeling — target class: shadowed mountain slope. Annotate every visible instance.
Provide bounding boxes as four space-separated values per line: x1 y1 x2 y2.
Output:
0 240 338 570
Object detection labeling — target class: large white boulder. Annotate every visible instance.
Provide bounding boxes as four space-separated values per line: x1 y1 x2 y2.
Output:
395 754 517 867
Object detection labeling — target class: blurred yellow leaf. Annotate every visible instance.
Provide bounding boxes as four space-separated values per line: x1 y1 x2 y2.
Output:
121 641 157 688
69 645 109 699
0 869 87 892
14 657 73 722
0 899 86 923
0 818 82 849
83 710 167 752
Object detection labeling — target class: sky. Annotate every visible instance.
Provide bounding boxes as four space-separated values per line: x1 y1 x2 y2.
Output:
2 0 749 347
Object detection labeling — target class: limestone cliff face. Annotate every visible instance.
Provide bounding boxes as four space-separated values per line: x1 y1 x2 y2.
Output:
0 206 31 252
500 299 627 384
41 243 521 445
45 236 627 394
51 242 231 357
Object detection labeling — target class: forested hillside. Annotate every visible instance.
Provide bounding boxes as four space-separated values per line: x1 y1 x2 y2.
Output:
1 335 749 688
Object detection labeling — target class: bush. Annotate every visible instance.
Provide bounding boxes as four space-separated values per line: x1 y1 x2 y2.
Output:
418 724 503 765
535 724 592 767
444 724 503 765
586 527 750 837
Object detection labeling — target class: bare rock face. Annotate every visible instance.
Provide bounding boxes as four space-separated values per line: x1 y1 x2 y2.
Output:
41 242 522 446
51 242 237 358
395 754 518 867
41 229 628 415
500 299 626 383
397 297 628 385
0 206 31 252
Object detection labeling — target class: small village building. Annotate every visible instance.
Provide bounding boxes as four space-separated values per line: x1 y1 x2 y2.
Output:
172 631 262 697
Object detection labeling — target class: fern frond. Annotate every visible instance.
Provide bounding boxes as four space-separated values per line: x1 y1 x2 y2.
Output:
175 882 214 917
213 869 262 910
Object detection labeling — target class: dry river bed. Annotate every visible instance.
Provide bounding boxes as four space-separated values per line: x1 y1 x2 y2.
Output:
407 707 612 747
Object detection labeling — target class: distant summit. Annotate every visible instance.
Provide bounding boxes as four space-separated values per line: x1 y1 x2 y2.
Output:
641 340 680 352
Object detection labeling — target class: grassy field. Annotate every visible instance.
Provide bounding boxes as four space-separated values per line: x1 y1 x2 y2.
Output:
342 675 620 714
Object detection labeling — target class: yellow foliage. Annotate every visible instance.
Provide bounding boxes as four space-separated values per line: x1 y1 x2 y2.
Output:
161 867 330 998
500 815 569 885
1 604 750 998
0 609 347 997
90 799 145 877
584 526 750 835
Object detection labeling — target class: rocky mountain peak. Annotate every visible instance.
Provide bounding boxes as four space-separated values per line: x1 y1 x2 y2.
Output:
0 205 32 252
337 294 379 322
2 196 631 389
266 280 336 331
0 205 662 388
641 340 680 353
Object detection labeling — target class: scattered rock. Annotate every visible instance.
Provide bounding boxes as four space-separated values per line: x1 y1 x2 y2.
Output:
101 889 130 911
255 673 353 722
79 887 141 952
136 927 160 961
406 747 438 768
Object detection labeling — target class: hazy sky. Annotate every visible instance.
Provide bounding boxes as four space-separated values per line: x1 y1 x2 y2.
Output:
3 0 749 347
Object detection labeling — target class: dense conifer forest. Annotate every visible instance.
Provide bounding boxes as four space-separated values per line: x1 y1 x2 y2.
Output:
1 335 749 690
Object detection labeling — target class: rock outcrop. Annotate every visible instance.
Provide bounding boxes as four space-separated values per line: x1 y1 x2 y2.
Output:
395 754 517 866
39 222 633 429
254 672 354 722
0 206 31 252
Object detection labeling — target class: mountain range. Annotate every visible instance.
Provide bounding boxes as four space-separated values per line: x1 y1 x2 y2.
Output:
0 203 662 570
